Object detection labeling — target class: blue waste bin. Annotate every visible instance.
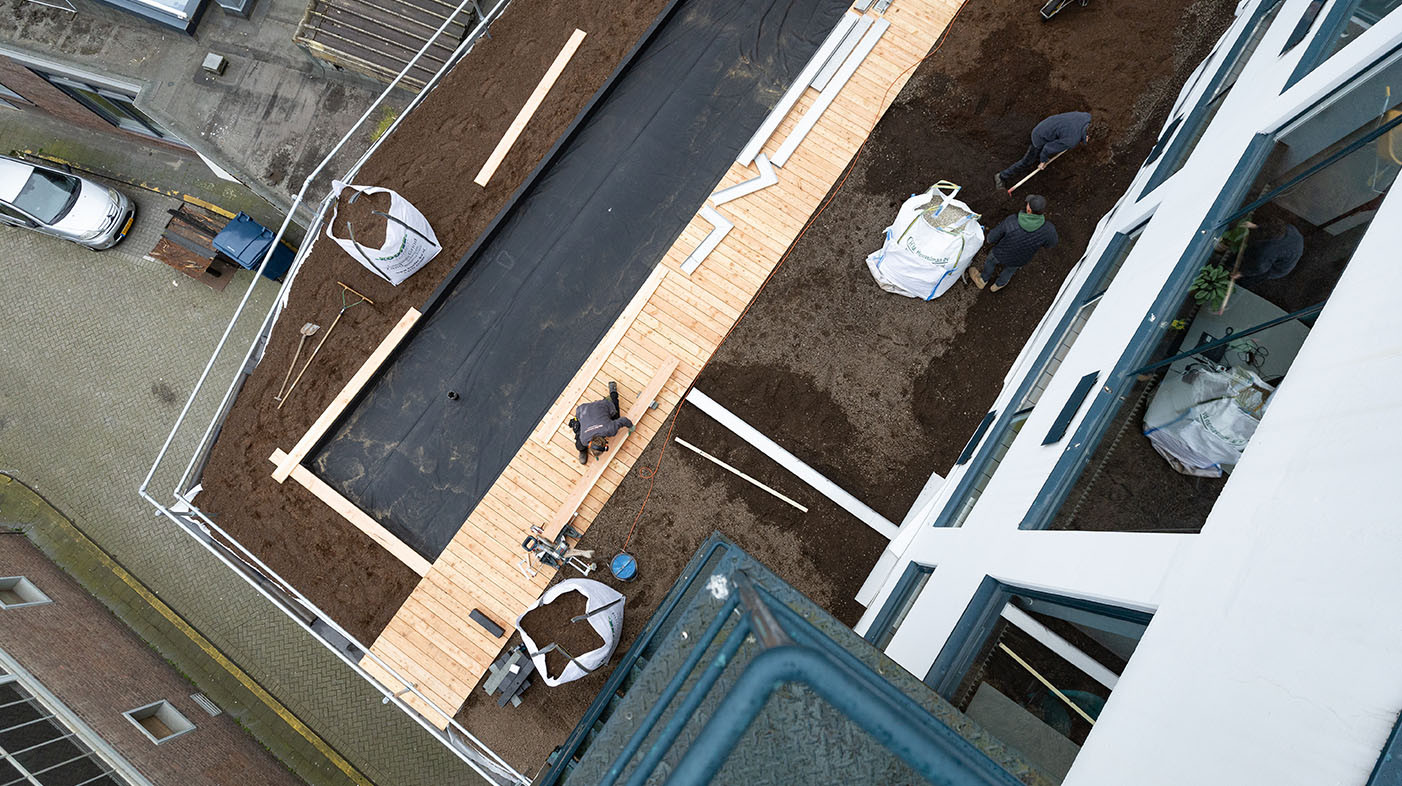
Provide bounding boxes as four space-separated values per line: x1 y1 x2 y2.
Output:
212 212 295 281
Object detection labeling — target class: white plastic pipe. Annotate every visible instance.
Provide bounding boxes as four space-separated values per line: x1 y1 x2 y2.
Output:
686 389 898 539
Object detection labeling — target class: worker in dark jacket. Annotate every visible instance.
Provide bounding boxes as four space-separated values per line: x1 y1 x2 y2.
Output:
996 111 1092 190
570 382 633 465
1235 220 1304 290
968 195 1058 292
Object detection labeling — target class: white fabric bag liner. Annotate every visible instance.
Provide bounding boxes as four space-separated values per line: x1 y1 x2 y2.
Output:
865 181 984 300
325 180 442 286
1144 366 1273 477
516 579 625 687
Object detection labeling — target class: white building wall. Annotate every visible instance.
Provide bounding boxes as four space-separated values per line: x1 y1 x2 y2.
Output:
855 0 1402 781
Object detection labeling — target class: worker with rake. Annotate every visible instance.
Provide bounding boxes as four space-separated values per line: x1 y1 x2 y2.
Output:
995 111 1093 192
570 382 633 465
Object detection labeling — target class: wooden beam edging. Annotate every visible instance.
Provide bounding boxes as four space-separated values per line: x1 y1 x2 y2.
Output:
273 307 423 483
474 28 589 187
269 449 431 577
529 265 669 446
541 355 680 540
685 388 899 540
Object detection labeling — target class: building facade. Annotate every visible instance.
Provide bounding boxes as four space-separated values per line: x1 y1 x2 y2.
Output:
856 0 1402 782
0 534 303 785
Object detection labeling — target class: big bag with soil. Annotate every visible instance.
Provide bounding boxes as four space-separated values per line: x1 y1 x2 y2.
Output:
326 181 442 286
866 181 984 300
516 579 625 687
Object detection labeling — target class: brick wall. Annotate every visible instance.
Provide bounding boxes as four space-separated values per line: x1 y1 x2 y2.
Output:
0 535 304 785
0 55 191 155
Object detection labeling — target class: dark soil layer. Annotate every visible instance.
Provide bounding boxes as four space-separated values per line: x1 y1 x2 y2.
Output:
329 189 391 250
454 0 1239 771
198 0 672 642
519 590 604 680
669 0 1242 523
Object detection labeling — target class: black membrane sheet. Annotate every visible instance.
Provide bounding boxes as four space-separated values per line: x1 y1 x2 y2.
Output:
312 0 850 561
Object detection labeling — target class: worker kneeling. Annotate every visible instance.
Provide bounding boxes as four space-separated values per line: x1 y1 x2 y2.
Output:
570 382 634 465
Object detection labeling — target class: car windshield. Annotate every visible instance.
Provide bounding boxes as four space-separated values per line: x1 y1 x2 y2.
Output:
14 168 80 224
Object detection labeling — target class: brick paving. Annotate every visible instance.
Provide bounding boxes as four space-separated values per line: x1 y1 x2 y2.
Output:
0 224 483 785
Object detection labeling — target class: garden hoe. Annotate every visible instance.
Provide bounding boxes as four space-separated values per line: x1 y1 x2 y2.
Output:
273 323 320 403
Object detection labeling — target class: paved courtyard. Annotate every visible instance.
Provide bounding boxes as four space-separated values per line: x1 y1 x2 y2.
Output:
0 191 482 785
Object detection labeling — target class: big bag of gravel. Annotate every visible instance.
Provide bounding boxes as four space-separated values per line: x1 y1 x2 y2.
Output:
517 579 625 687
326 181 441 286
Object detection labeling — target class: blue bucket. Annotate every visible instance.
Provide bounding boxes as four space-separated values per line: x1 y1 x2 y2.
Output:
610 553 638 582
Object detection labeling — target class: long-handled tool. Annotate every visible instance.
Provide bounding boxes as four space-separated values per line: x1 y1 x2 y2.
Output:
273 323 320 402
1007 150 1066 196
278 281 373 409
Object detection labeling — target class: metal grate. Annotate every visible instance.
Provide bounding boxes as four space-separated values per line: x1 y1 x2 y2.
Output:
189 693 222 717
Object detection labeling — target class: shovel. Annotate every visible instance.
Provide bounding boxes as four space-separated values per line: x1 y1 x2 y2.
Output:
273 323 320 403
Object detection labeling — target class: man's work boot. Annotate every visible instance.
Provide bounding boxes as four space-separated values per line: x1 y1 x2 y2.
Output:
990 281 1007 292
967 266 987 290
994 173 1007 191
578 448 589 465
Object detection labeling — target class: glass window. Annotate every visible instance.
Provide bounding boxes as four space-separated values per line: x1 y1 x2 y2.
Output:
1043 49 1402 534
1144 0 1287 193
35 72 177 143
0 82 29 105
0 674 131 785
13 170 79 225
1312 0 1402 67
935 587 1150 785
870 565 934 650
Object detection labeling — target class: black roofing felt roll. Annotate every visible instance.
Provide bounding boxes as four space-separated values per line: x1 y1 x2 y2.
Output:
312 0 851 561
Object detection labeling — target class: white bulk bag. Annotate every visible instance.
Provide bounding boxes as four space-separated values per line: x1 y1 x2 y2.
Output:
866 181 984 300
516 579 626 687
1144 366 1273 477
325 180 442 286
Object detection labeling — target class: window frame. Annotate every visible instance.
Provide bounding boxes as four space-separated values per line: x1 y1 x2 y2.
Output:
0 577 52 609
34 71 171 141
922 578 1153 698
922 227 1149 534
1140 0 1289 197
1286 0 1399 89
863 562 935 649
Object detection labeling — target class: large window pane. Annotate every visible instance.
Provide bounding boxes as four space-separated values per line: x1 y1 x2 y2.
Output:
1047 49 1402 533
1315 0 1402 66
938 589 1149 785
1144 0 1286 192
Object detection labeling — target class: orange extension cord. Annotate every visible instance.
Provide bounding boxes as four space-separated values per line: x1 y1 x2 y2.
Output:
621 4 971 551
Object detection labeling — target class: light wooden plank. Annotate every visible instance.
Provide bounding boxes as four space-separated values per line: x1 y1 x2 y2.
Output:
270 449 432 577
529 265 668 445
541 356 679 540
474 29 588 187
273 307 422 483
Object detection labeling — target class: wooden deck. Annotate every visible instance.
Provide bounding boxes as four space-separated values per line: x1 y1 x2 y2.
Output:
347 0 961 725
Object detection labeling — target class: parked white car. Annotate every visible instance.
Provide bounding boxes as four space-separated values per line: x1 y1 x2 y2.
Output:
0 154 134 250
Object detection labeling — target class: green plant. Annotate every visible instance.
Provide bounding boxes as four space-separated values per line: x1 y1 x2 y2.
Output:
369 106 399 143
1190 264 1232 310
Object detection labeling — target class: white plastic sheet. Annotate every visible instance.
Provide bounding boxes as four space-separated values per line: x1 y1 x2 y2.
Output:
516 579 625 687
325 181 442 286
865 181 984 300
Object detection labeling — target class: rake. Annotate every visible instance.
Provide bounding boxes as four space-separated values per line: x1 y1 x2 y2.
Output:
277 281 373 409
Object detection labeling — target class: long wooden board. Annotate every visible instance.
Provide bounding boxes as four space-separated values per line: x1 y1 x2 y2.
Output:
274 307 422 483
474 29 588 187
542 355 679 540
270 449 432 576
